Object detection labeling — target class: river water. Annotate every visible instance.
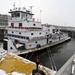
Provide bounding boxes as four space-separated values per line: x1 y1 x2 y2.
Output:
29 35 75 71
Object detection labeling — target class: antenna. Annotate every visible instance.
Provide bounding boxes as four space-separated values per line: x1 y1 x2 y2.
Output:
13 2 15 9
40 10 42 23
29 6 34 13
22 6 26 12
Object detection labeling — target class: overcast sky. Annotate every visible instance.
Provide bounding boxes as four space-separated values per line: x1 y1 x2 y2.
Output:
0 0 75 27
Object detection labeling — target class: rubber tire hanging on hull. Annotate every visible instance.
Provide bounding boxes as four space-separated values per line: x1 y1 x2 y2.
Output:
32 69 46 75
36 44 41 48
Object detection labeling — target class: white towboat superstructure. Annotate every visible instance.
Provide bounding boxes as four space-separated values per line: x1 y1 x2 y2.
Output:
2 5 69 54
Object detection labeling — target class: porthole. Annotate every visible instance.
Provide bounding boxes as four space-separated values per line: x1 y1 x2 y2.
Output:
35 41 37 43
19 32 21 34
31 33 34 35
12 31 14 33
10 47 13 49
39 33 41 35
33 24 36 26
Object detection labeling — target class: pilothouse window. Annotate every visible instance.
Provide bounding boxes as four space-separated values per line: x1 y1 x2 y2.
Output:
12 12 20 17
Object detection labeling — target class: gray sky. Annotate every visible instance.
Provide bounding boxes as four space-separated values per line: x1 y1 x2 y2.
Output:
0 0 75 27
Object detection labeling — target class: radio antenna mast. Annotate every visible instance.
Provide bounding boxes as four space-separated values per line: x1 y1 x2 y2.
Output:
13 2 15 9
40 10 42 23
29 6 34 13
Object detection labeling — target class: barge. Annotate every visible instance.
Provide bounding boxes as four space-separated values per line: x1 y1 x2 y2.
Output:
0 53 56 75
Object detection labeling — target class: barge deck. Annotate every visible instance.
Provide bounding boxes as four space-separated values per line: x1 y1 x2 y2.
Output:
0 53 56 75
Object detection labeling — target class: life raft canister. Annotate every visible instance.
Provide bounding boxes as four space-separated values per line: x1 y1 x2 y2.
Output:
33 18 35 21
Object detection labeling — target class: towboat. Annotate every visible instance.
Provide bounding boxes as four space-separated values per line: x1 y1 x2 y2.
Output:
2 5 70 55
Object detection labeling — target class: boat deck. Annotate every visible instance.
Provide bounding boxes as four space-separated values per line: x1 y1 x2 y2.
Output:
0 53 56 75
15 37 71 55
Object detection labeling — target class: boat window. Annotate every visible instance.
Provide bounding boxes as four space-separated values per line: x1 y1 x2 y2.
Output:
26 15 27 20
19 23 22 27
21 13 25 19
39 33 41 35
33 24 36 26
11 23 14 27
56 29 58 32
19 32 21 34
23 37 25 39
18 36 21 38
8 34 11 36
15 35 17 37
53 29 55 33
14 35 16 37
35 41 37 43
10 47 13 50
12 12 20 17
12 35 14 37
26 37 29 40
12 31 14 33
31 33 34 35
21 36 23 39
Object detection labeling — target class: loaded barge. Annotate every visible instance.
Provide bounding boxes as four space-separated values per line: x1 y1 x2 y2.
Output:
0 53 56 75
